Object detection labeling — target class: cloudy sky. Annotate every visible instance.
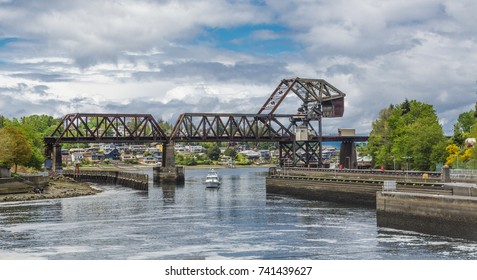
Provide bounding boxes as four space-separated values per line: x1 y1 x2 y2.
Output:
0 0 476 135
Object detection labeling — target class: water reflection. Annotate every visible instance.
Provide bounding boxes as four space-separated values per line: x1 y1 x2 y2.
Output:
160 184 177 203
1 167 477 260
0 201 63 225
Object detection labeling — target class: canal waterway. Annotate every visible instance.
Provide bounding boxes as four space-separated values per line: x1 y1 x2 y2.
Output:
1 167 477 260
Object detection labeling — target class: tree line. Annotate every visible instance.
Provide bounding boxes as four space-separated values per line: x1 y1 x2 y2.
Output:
365 99 477 171
0 115 59 172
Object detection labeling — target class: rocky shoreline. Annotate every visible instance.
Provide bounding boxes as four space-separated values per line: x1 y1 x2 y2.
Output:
0 175 102 203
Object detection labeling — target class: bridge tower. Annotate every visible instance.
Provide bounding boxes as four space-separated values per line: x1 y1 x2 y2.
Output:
257 78 345 167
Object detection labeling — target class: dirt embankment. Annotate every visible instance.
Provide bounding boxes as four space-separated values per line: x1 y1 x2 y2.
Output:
0 176 102 203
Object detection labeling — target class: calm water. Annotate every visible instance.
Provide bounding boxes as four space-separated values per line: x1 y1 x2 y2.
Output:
1 167 477 260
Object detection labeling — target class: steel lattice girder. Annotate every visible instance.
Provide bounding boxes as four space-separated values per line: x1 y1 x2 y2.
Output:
169 113 297 142
44 113 168 144
257 78 345 117
278 141 322 166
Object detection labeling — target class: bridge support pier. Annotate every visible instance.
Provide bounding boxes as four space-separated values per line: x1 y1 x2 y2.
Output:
44 143 53 171
339 141 357 169
153 166 184 184
153 142 184 183
44 143 62 173
53 144 63 173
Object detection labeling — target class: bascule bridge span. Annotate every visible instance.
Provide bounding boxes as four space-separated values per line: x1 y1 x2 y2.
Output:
44 78 367 172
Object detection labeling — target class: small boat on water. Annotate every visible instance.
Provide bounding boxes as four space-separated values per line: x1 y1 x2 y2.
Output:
205 169 221 188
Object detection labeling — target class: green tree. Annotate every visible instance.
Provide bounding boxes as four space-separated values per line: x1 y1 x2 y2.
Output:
235 154 250 165
0 126 32 173
6 115 57 170
19 115 59 136
157 119 173 134
174 153 198 166
0 115 6 128
367 100 446 171
224 147 237 158
207 144 221 161
366 106 393 168
452 110 476 145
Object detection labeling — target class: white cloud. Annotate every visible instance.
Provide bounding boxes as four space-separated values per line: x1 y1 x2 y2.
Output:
1 0 271 65
0 0 476 136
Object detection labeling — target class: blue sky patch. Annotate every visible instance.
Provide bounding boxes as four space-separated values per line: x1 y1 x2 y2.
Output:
0 37 19 48
195 24 301 55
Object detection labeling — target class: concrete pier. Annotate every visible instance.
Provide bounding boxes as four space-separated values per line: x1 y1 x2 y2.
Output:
267 169 477 241
152 166 185 183
266 175 451 207
377 189 477 241
155 141 185 184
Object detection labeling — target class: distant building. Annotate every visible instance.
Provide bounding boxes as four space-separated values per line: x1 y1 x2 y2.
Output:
129 145 147 154
100 144 116 152
185 145 203 153
141 156 160 165
69 148 85 154
239 150 260 159
357 156 372 169
85 147 100 153
85 153 105 162
71 153 84 162
338 128 356 136
121 154 137 162
62 154 72 166
115 143 129 152
259 150 270 160
104 149 121 160
174 144 185 153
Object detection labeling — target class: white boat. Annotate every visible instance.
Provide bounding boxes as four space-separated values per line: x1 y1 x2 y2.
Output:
205 169 221 188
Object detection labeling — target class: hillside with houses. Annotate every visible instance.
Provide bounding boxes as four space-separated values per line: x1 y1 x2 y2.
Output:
60 141 342 168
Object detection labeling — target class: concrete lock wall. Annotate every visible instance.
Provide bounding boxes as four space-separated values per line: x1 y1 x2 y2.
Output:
266 177 381 207
377 192 477 241
266 176 452 207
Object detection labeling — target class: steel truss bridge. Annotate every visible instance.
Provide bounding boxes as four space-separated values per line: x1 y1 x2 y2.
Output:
44 78 367 170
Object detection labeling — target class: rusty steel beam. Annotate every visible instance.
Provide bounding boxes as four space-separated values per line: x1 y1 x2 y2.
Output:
45 113 168 144
169 113 296 142
258 78 345 118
